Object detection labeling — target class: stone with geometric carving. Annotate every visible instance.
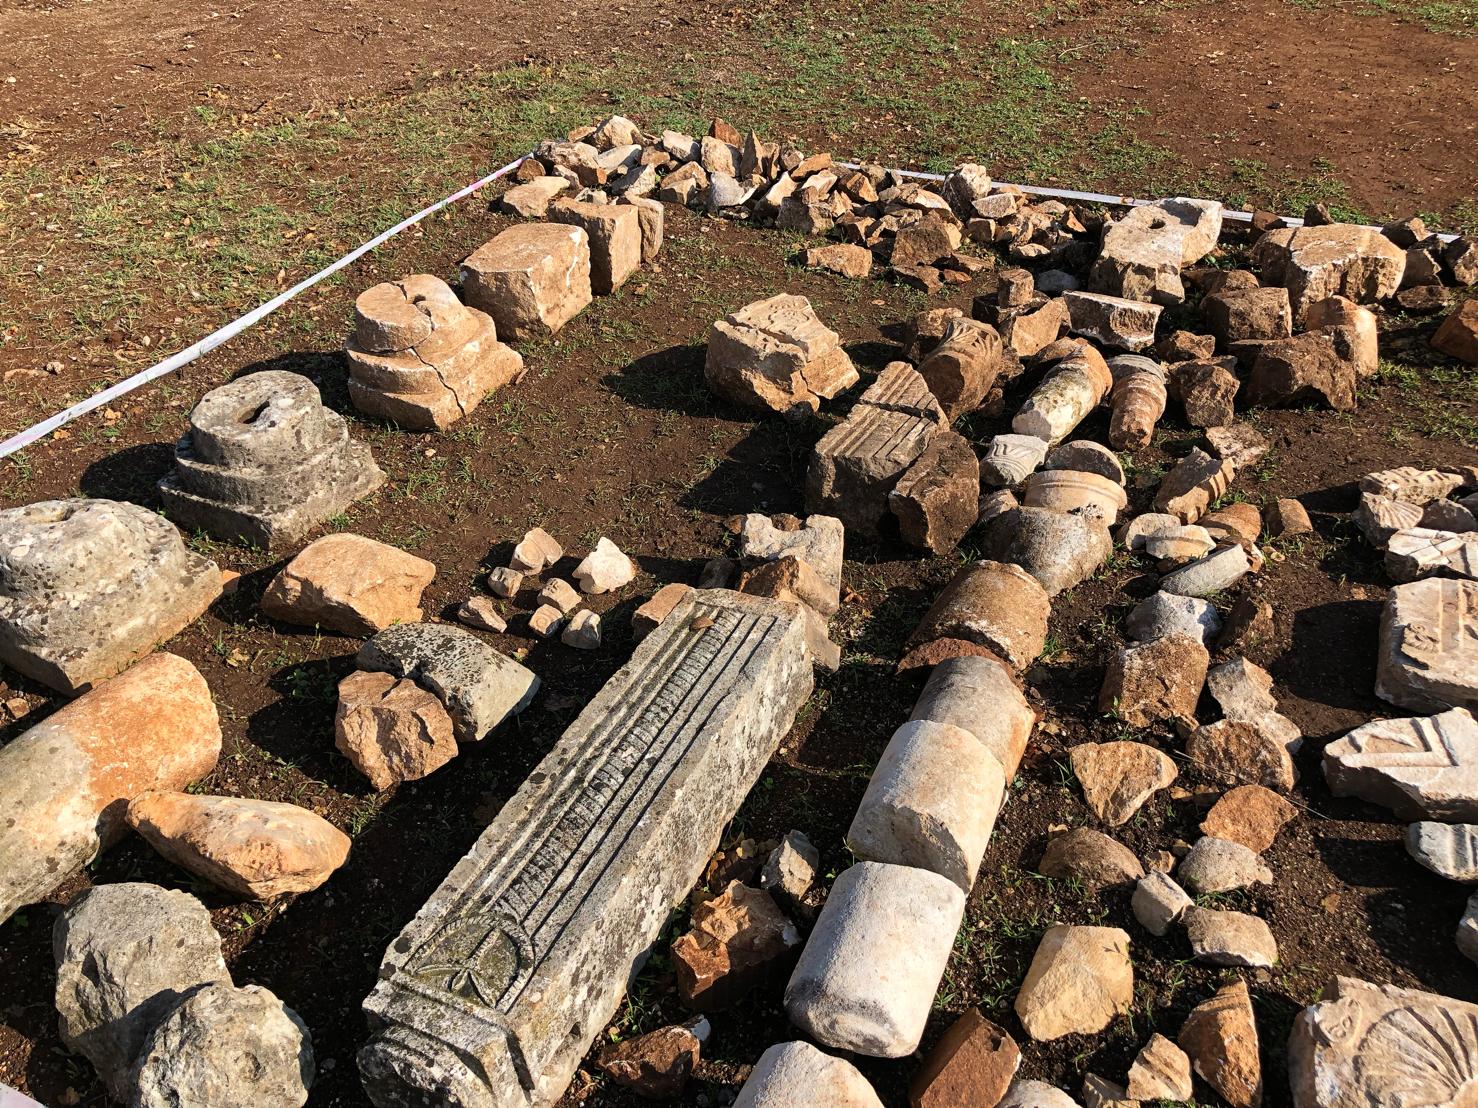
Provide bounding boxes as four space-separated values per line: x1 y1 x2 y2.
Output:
1376 578 1478 713
359 589 811 1108
1288 975 1478 1108
1405 821 1478 881
1323 707 1478 821
1358 466 1464 505
1384 527 1478 583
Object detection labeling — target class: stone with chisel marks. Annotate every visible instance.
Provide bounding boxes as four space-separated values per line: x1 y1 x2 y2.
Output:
1324 706 1478 821
1405 821 1478 881
360 589 811 1108
1376 578 1478 713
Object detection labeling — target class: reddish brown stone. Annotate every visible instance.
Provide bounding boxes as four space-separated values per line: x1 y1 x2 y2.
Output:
595 1019 704 1100
909 1009 1020 1108
671 882 800 1010
1201 785 1298 853
889 431 982 554
1432 298 1478 365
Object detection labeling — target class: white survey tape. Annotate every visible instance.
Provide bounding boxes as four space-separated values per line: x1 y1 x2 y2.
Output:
0 154 531 460
1 153 1457 460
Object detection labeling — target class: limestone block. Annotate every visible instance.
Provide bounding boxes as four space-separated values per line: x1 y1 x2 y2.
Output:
53 883 230 1099
0 498 221 693
359 590 812 1108
1288 976 1478 1108
1189 718 1298 791
460 223 593 340
986 506 1113 596
0 654 220 923
910 655 1036 777
917 318 1003 419
357 622 539 744
909 560 1050 671
807 404 937 536
618 194 664 263
784 861 965 1057
261 533 435 636
1203 286 1293 345
707 294 859 415
847 719 1006 891
1063 290 1162 351
573 537 635 594
1013 925 1133 1041
733 1042 883 1108
1089 197 1223 305
1376 578 1478 712
347 276 523 430
131 982 314 1108
1385 526 1478 583
1070 741 1177 825
125 791 351 899
1305 295 1379 376
158 370 385 551
548 198 642 294
499 176 569 218
1132 871 1193 936
1434 297 1478 365
334 670 458 789
854 361 948 424
1251 223 1407 322
1247 327 1362 412
889 430 980 553
1323 706 1477 820
1099 634 1209 727
1154 447 1234 523
1126 591 1221 644
1168 358 1241 428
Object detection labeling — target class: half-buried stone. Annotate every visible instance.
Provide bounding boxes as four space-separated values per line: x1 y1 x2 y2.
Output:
0 654 220 924
158 370 385 551
784 861 965 1057
345 275 524 431
0 498 222 693
733 1041 883 1108
356 622 539 746
359 589 811 1108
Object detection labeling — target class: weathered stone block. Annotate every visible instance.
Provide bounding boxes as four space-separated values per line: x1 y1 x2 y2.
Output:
1323 706 1477 820
261 533 436 636
910 655 1036 777
359 590 811 1108
1 654 220 923
1376 578 1478 712
158 370 385 551
0 498 221 693
548 198 642 294
908 560 1050 672
1089 197 1223 305
807 404 936 536
707 294 859 416
1252 223 1407 323
461 223 593 341
733 1042 882 1108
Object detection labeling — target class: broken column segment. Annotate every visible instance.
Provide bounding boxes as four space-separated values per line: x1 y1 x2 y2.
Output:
1089 197 1223 305
911 655 1036 779
916 318 1003 420
1012 343 1112 444
461 223 593 341
1107 355 1168 451
346 275 524 431
706 293 859 415
908 560 1050 672
0 498 221 694
359 589 811 1108
0 653 221 923
158 370 385 551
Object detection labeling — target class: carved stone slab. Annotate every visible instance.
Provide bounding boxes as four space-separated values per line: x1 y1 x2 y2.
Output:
807 404 937 536
1376 578 1478 713
0 499 221 693
1405 821 1478 881
1385 527 1478 583
1323 707 1478 821
1288 975 1478 1108
359 589 811 1108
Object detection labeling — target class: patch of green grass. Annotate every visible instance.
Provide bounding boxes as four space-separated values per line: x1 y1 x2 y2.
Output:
1283 0 1476 33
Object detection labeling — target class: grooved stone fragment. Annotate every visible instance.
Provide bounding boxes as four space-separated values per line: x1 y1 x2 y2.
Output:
909 560 1050 671
1252 223 1407 322
1127 1033 1193 1100
808 402 937 535
125 791 350 899
1385 526 1478 583
334 670 458 789
1288 976 1478 1108
1154 447 1235 523
0 498 222 693
1070 741 1178 825
1376 578 1478 712
1360 466 1465 505
0 654 221 923
910 655 1036 777
1013 925 1133 1042
53 883 230 1099
461 223 593 340
1099 634 1209 727
158 371 386 551
261 534 436 636
1323 706 1478 819
848 719 1006 891
980 433 1049 486
357 622 539 744
1405 821 1478 881
548 198 642 294
785 862 965 1057
917 318 1003 419
1180 980 1262 1108
360 590 811 1108
707 294 858 415
131 982 314 1108
733 1042 883 1108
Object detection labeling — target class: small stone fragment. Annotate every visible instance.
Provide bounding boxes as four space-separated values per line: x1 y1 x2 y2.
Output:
1038 827 1145 889
1080 1074 1135 1108
486 566 524 598
909 1009 1020 1108
1189 718 1298 792
1126 591 1222 645
1202 785 1297 853
334 670 458 790
574 537 635 594
595 1017 706 1100
980 433 1049 487
1179 980 1262 1108
1013 924 1133 1041
1184 907 1278 967
1132 871 1194 936
537 577 581 613
561 609 602 650
1433 298 1478 365
633 583 694 641
1070 741 1178 826
1154 447 1235 523
999 1080 1082 1108
1099 634 1209 727
457 595 506 633
805 243 873 279
1169 358 1241 428
761 831 820 911
673 881 800 1011
499 175 570 218
528 604 564 638
1126 1033 1193 1101
260 534 435 636
1178 836 1274 894
510 527 563 573
1205 423 1270 470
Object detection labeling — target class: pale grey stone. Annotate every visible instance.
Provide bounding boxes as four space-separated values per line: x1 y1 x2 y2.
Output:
761 831 820 909
1207 656 1302 753
1090 197 1223 305
784 861 965 1058
739 513 844 604
1385 527 1478 583
987 506 1113 596
847 719 1006 892
0 499 222 694
1045 440 1125 484
1377 578 1478 713
357 623 539 745
1184 907 1278 967
158 371 385 551
979 433 1048 487
1461 893 1478 965
1159 544 1250 597
1126 592 1221 645
54 884 230 1099
131 982 313 1108
360 589 812 1108
999 1079 1082 1108
910 654 1036 778
1405 821 1478 881
1323 707 1478 821
733 1041 883 1108
1063 290 1163 351
1177 836 1273 894
1132 871 1193 937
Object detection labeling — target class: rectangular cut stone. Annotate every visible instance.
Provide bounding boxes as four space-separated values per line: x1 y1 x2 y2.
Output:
461 224 593 342
359 589 812 1108
1377 578 1478 713
806 405 937 536
547 199 642 295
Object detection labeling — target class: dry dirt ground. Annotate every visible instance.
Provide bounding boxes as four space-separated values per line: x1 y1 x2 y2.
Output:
0 1 1476 1106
